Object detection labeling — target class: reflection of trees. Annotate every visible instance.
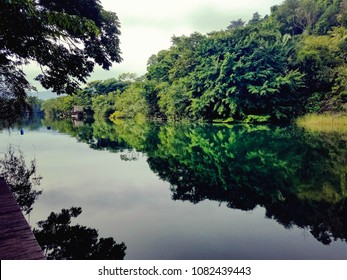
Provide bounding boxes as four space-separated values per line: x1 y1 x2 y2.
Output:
43 117 161 156
146 125 347 245
266 196 347 245
0 114 43 131
0 146 42 214
42 118 95 145
0 139 127 260
33 207 127 260
41 117 347 245
42 118 131 153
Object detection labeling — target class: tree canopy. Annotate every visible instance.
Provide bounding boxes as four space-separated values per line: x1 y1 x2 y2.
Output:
0 0 122 115
38 0 347 123
111 0 347 122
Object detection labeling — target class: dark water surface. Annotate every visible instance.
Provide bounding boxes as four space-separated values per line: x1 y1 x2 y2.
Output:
1 118 346 259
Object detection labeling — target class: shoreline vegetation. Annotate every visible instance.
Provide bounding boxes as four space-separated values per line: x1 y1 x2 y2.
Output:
3 0 347 127
296 113 347 133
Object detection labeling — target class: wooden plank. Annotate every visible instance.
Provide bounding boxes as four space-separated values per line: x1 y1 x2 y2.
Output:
0 177 45 260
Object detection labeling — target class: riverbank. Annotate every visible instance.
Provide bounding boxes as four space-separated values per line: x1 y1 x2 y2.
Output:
296 114 347 134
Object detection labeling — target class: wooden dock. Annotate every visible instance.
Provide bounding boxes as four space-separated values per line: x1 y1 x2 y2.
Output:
0 177 45 260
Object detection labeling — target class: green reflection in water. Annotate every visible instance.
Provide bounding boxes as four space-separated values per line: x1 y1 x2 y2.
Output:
42 117 347 245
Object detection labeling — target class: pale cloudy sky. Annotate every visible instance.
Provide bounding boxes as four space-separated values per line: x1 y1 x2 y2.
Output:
26 0 283 89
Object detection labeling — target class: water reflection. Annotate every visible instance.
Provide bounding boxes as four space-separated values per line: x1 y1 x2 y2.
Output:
0 143 127 260
33 207 127 260
41 118 347 246
0 146 42 214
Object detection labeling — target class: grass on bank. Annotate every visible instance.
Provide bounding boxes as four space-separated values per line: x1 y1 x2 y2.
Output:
296 114 347 134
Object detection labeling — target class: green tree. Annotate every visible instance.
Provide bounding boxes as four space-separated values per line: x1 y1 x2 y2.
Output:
295 24 347 111
41 95 74 118
248 12 262 25
111 81 150 119
0 0 122 114
270 0 302 35
293 0 323 33
85 78 130 95
91 92 117 120
314 0 342 34
227 19 245 30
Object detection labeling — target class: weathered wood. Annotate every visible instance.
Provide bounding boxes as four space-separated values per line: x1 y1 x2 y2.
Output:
0 177 45 260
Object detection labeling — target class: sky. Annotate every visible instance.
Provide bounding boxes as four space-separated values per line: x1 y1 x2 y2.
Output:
25 0 284 90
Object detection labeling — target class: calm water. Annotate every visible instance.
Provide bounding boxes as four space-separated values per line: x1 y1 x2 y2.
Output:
1 118 347 259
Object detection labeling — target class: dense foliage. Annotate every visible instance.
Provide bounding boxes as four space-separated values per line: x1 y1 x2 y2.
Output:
0 0 121 117
41 74 137 119
111 0 347 122
39 0 347 123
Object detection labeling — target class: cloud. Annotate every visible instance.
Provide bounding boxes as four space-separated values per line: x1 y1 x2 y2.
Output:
101 0 284 75
112 0 281 31
186 5 248 32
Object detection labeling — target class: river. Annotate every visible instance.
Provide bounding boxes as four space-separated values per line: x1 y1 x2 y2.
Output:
0 117 346 259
